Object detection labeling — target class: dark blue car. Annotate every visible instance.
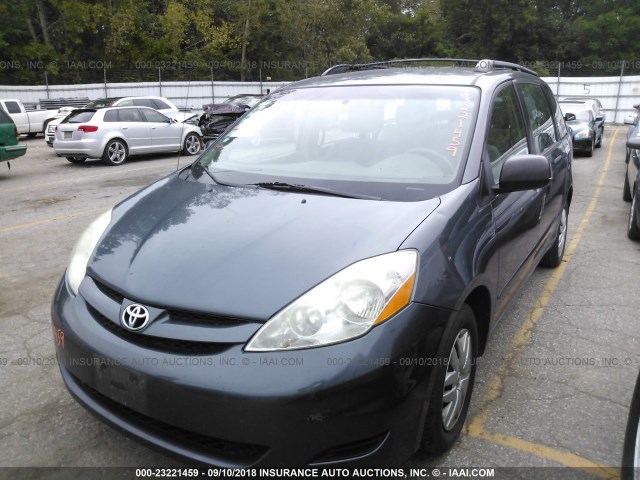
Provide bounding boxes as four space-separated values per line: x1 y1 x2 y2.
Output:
52 59 573 467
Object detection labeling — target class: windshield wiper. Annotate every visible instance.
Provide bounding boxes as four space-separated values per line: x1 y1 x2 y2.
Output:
250 182 381 200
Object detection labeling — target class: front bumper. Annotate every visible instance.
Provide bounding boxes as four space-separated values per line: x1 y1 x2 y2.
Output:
52 276 453 467
571 136 593 152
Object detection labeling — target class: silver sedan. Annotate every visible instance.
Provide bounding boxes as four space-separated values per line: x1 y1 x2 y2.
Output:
53 106 203 165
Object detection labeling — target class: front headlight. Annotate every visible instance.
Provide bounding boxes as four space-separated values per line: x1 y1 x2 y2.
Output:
245 250 418 351
574 129 591 139
65 209 112 295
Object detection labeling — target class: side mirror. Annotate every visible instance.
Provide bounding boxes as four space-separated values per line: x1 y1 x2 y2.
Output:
627 137 640 150
564 113 576 122
494 155 551 194
624 115 637 126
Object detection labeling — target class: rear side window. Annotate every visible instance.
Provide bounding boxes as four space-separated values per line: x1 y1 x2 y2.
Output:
0 109 13 123
64 111 96 123
118 109 144 122
517 83 557 152
486 86 529 184
117 100 134 107
103 110 118 122
4 101 21 114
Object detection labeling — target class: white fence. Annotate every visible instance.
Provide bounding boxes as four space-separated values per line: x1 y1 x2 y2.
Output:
1 75 640 123
543 74 640 124
0 81 290 111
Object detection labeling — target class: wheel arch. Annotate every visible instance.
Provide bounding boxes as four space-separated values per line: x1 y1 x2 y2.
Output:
462 286 492 357
103 137 129 152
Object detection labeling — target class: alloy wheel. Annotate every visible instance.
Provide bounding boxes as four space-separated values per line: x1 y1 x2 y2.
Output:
442 328 473 431
108 142 126 164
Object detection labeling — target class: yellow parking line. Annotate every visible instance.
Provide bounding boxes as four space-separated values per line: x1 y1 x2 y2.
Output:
473 430 619 479
467 128 620 474
0 207 107 234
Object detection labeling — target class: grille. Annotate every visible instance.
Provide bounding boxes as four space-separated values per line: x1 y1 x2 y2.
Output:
92 278 253 327
87 304 230 355
93 279 125 303
70 372 268 464
167 309 249 326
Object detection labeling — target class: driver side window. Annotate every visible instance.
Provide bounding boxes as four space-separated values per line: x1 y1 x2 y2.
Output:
486 86 529 184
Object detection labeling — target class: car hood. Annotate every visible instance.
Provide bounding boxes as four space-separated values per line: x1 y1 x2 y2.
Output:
89 172 440 321
566 120 590 132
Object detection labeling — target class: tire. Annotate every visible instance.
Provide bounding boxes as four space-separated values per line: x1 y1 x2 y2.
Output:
420 304 477 455
540 203 568 268
621 370 640 480
182 133 202 155
65 156 86 164
628 193 640 241
595 128 603 148
27 132 37 138
102 139 128 166
585 137 594 157
623 164 632 202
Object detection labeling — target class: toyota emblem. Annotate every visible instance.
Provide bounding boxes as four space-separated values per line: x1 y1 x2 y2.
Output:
121 304 150 331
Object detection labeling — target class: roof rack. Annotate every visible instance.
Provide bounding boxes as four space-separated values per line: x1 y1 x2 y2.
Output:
321 58 538 77
473 59 538 77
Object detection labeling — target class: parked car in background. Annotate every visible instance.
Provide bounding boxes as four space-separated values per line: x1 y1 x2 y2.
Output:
52 59 573 466
626 137 640 240
559 97 606 143
46 96 182 146
53 106 203 165
196 103 252 142
0 108 27 164
0 99 57 137
195 94 264 143
562 106 600 157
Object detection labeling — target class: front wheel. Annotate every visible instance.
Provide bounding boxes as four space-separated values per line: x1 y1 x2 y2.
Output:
540 204 568 267
628 193 640 241
420 304 477 454
595 128 603 148
102 139 128 166
182 133 202 155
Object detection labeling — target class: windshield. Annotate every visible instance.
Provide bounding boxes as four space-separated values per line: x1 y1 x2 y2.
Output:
199 85 479 201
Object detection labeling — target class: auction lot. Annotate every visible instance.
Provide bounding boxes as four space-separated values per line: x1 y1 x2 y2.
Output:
0 128 638 477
